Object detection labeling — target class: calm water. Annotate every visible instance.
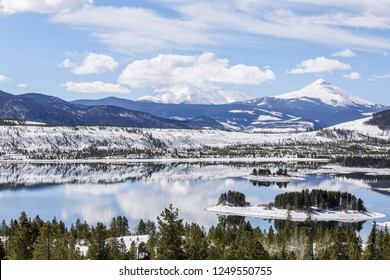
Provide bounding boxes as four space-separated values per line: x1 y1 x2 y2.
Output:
0 163 389 241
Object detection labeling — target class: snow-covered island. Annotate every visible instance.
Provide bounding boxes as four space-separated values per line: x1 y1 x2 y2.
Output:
206 205 385 222
206 190 386 222
241 167 304 183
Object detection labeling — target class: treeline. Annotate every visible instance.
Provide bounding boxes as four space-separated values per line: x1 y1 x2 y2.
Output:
218 191 249 207
1 205 389 260
274 189 366 211
333 156 390 168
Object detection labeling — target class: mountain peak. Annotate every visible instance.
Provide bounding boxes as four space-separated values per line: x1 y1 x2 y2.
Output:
276 79 375 107
138 83 253 105
309 78 329 87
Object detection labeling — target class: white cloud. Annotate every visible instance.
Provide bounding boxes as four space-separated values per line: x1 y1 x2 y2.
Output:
63 81 130 94
51 3 390 55
332 49 356 57
59 58 77 69
59 53 118 75
343 72 361 80
288 57 351 74
17 83 28 88
373 73 390 79
118 52 275 89
0 74 10 82
52 6 214 54
0 0 92 14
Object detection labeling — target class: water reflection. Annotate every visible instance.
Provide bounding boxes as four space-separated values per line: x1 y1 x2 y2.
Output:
0 163 389 243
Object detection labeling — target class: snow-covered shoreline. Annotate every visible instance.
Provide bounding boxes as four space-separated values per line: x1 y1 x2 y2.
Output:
377 222 390 228
206 205 385 222
306 164 390 176
0 157 330 164
242 174 305 182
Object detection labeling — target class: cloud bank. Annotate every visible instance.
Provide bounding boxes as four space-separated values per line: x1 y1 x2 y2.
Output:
118 52 275 89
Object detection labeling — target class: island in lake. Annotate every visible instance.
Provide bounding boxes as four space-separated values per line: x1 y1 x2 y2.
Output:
206 190 386 222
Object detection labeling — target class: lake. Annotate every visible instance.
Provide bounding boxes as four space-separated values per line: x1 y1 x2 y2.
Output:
0 162 388 242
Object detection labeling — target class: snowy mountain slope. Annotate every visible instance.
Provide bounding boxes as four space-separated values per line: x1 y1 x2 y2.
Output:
138 83 253 104
329 116 390 139
78 79 384 131
0 90 224 129
276 79 376 107
0 121 385 158
0 125 326 155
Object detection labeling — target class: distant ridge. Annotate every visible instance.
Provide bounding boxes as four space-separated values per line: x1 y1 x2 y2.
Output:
0 90 225 129
138 82 253 104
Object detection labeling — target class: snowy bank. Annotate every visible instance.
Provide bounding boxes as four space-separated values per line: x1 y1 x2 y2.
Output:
242 174 305 182
377 222 390 228
305 165 390 176
206 205 385 222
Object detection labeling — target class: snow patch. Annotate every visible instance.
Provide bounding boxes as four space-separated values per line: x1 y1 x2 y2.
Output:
206 205 385 222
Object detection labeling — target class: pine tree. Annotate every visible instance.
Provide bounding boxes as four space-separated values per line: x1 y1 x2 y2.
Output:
87 222 109 260
0 239 5 260
32 222 56 260
136 219 147 235
107 237 127 260
10 212 35 259
156 204 185 260
363 222 378 260
184 223 208 259
127 241 137 260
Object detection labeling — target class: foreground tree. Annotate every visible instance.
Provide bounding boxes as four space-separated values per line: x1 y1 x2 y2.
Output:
156 204 185 260
0 239 5 260
87 222 109 260
184 223 208 260
32 222 56 260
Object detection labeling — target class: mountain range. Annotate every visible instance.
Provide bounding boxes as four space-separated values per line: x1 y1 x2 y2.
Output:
0 90 225 129
74 79 386 131
138 83 253 104
0 79 387 131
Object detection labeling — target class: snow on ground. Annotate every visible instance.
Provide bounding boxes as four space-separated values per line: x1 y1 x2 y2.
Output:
331 117 390 139
241 175 305 182
377 222 390 228
206 205 385 222
0 119 387 156
229 110 255 114
306 164 390 176
0 125 327 154
77 235 149 256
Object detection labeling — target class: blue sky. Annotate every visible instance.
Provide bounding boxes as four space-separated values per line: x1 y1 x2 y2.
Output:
1 0 390 104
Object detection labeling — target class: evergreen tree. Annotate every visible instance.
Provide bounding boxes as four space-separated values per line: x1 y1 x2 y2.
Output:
145 230 158 260
329 227 348 260
184 223 208 259
136 219 147 235
87 222 109 260
53 234 81 260
32 222 56 260
109 216 129 237
0 239 5 260
156 204 185 260
363 222 378 260
107 237 127 260
10 212 35 259
0 219 7 235
127 241 137 260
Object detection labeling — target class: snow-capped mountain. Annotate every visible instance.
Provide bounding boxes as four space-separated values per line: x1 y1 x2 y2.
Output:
138 83 253 104
276 79 376 107
0 90 225 130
